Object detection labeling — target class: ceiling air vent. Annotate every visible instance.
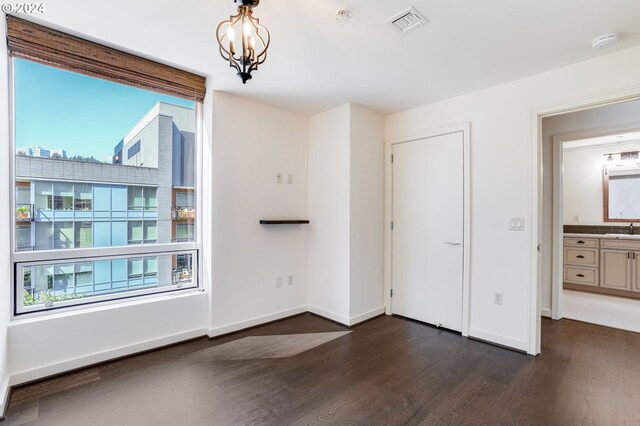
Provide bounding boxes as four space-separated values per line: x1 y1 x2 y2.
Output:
386 7 428 33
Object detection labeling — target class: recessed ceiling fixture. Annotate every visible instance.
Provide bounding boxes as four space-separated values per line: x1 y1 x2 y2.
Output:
386 7 428 33
216 0 271 84
591 32 619 49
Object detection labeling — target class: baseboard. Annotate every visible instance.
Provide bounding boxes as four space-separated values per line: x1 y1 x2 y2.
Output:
349 307 386 326
9 328 208 386
0 376 10 421
306 305 350 326
207 306 308 338
541 308 552 318
468 327 529 353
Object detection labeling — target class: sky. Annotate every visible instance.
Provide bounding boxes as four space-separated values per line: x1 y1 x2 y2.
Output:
14 58 195 162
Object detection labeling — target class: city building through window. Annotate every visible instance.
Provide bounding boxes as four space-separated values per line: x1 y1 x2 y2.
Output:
12 57 201 314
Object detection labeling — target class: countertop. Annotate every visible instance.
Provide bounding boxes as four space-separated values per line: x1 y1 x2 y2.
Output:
565 233 640 240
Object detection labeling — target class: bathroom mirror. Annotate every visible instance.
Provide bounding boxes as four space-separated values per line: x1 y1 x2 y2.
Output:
603 151 640 222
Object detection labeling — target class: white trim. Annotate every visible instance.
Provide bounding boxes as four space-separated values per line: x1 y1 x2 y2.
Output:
306 305 350 326
207 306 308 337
384 123 472 337
551 134 564 320
8 327 207 386
540 308 552 318
349 306 385 326
0 376 9 420
531 87 640 356
469 327 529 352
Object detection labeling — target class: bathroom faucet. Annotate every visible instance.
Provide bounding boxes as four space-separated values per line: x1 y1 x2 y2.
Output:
631 223 635 235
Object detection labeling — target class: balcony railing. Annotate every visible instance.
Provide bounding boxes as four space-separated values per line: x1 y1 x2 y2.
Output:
15 204 34 222
171 206 195 220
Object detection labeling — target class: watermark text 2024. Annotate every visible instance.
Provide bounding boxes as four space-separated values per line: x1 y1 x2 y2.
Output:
2 3 45 13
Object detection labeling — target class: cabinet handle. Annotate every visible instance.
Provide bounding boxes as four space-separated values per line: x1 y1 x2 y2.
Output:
576 255 585 259
629 252 631 259
576 274 585 278
577 240 585 244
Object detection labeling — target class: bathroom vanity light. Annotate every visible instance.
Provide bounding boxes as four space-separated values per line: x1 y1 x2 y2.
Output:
216 0 271 84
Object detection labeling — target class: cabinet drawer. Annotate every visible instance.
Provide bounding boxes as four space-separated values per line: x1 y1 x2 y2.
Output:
564 248 598 267
600 239 640 251
564 266 598 286
564 237 599 248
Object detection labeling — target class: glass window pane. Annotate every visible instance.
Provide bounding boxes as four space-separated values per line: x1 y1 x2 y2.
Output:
144 187 157 210
144 221 157 243
53 222 74 249
35 181 52 210
128 258 143 277
34 222 52 250
128 187 144 210
74 222 93 248
74 184 93 211
16 184 30 204
112 186 127 212
53 182 73 210
128 221 143 244
16 225 31 251
14 58 198 311
144 257 157 275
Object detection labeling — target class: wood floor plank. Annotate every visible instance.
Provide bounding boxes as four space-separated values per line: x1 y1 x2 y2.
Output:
4 315 640 425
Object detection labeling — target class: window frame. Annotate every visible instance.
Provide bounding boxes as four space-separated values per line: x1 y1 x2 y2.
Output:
9 57 204 317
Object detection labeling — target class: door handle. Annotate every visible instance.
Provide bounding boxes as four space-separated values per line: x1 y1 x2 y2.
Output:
444 241 461 247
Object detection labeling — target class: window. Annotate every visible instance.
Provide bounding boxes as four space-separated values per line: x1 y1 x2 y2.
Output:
127 140 141 159
74 184 93 211
128 187 144 211
53 183 74 210
10 17 203 315
175 223 195 242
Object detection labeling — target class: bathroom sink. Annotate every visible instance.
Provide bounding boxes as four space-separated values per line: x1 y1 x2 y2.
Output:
604 233 640 240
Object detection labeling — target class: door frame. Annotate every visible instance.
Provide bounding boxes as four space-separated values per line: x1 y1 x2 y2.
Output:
384 123 471 337
531 89 640 355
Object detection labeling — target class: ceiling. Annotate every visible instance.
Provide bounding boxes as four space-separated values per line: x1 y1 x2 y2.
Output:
27 0 640 116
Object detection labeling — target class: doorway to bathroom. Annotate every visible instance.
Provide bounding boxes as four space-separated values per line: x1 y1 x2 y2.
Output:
540 98 640 332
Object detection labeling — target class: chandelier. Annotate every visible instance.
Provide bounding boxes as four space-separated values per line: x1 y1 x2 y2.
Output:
216 0 271 84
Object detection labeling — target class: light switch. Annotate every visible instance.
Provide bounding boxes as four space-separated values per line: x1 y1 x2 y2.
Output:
288 174 293 184
509 217 525 231
276 173 283 184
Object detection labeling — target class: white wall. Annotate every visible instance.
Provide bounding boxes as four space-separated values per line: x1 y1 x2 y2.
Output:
540 100 640 314
307 103 385 324
564 141 640 225
349 105 385 321
386 45 640 352
0 14 11 417
210 92 309 334
307 104 351 323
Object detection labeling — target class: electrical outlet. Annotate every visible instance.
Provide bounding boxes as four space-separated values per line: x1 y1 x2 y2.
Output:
276 173 283 184
288 274 293 285
276 276 283 287
573 214 580 224
288 174 293 184
494 292 503 305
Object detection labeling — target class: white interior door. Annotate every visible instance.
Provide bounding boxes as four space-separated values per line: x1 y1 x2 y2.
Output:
391 132 464 331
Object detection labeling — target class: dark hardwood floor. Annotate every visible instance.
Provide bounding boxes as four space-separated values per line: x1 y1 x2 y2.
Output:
4 314 640 425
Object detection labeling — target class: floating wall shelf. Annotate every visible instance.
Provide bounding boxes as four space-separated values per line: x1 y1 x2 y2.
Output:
259 220 310 225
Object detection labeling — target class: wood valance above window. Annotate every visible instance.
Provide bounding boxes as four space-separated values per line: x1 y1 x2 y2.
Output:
6 16 206 102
